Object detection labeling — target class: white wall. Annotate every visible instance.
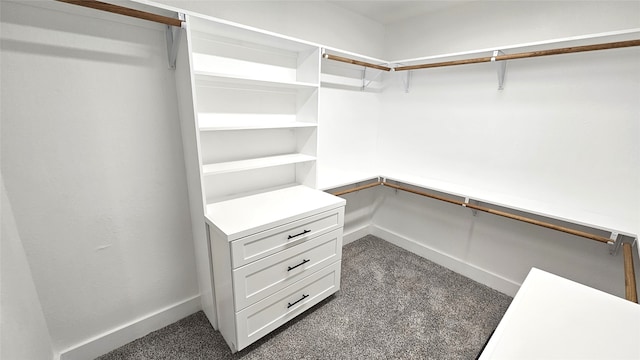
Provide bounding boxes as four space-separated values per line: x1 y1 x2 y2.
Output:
1 178 55 360
151 0 386 58
374 1 640 296
1 1 199 356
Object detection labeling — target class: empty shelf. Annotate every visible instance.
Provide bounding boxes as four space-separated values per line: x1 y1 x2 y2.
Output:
202 154 316 175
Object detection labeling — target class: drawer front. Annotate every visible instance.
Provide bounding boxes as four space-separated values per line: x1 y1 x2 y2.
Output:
231 207 344 268
235 260 341 351
233 229 342 311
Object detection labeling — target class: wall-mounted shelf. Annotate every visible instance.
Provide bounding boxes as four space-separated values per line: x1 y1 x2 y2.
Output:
322 172 637 302
198 114 317 131
202 154 316 175
322 28 640 90
194 71 318 90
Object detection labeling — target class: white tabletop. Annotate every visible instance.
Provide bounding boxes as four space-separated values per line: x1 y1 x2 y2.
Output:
206 185 345 240
479 267 640 359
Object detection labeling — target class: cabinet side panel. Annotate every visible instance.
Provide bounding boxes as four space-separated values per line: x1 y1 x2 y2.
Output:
175 23 216 326
209 225 238 352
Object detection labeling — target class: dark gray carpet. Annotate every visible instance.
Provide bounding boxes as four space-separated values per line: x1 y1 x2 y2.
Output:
97 235 512 359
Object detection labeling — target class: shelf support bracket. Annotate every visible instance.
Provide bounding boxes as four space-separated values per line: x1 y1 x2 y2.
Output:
362 67 385 91
361 66 367 91
462 197 478 216
166 13 185 69
491 50 507 90
609 233 636 256
400 69 411 93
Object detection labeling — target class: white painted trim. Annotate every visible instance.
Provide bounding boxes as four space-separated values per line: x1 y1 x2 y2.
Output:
371 225 521 297
342 224 371 246
59 295 202 360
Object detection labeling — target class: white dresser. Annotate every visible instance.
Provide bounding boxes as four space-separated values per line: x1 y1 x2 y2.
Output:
206 185 345 352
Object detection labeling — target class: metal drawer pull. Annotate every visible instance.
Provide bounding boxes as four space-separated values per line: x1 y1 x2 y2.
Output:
287 294 309 309
287 229 311 240
287 258 310 271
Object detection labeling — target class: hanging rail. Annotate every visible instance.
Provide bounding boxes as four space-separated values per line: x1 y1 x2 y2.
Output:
623 243 638 303
394 39 640 71
331 180 383 196
329 179 638 302
323 53 392 72
56 0 183 27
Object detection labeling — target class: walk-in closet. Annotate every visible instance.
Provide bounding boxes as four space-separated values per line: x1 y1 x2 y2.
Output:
2 1 639 359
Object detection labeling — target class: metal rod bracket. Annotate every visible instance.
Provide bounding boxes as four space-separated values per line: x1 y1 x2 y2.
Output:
402 70 411 93
609 233 636 256
463 197 478 216
491 50 507 90
165 13 185 69
362 67 385 91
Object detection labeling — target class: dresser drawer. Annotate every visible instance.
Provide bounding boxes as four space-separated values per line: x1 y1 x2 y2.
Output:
235 260 341 351
230 207 344 268
232 229 342 311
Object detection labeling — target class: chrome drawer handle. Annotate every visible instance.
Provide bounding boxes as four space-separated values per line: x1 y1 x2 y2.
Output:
287 229 310 240
287 293 309 309
287 258 310 271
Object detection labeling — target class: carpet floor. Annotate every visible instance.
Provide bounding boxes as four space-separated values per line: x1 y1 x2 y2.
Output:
97 235 512 359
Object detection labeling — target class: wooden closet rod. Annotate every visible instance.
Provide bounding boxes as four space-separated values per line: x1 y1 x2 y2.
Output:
394 39 640 71
623 243 638 303
331 181 383 196
323 53 392 72
56 0 183 27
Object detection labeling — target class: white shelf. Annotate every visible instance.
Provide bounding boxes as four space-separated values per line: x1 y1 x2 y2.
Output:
198 114 316 131
391 28 640 65
194 71 318 90
188 15 320 55
202 154 316 176
479 268 640 359
316 167 379 191
381 172 637 239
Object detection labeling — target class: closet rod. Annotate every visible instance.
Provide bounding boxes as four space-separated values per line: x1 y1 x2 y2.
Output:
56 0 183 27
623 243 638 303
394 39 640 71
323 54 392 72
331 181 382 196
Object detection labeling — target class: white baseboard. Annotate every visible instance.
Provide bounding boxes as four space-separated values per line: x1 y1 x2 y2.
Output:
371 225 520 297
59 295 201 360
342 224 371 245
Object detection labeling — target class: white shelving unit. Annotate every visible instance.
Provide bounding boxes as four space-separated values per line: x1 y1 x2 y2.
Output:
188 16 321 203
174 13 346 353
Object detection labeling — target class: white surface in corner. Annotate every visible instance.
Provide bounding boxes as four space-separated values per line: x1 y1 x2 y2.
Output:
480 268 640 359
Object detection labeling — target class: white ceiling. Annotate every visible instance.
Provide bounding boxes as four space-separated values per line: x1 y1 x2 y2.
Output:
327 0 475 24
